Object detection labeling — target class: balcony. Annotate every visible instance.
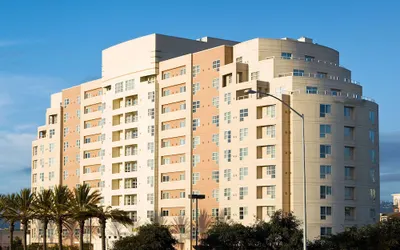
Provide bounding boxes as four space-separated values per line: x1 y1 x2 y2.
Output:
277 71 361 86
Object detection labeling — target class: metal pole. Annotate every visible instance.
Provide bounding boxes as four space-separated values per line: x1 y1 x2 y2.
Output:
302 115 307 250
89 218 92 250
195 198 199 249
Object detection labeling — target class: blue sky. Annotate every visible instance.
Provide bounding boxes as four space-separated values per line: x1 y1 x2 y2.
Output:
0 0 399 200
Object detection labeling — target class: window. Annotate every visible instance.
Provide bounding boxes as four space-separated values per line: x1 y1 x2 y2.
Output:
212 78 219 89
344 146 355 161
49 129 55 138
193 82 200 94
305 55 315 62
148 142 154 153
238 128 248 141
32 174 37 183
344 106 353 119
239 167 248 180
344 126 354 139
266 105 276 118
266 125 276 138
320 186 332 199
162 175 170 183
48 143 55 153
124 195 137 205
147 176 154 187
192 101 200 113
212 189 219 202
212 208 219 218
147 211 154 222
179 173 185 180
48 158 55 167
236 56 243 63
64 98 70 107
266 186 276 198
224 93 231 105
345 207 355 221
192 118 200 131
212 60 220 70
125 162 137 172
320 145 332 158
224 188 231 200
63 127 68 137
76 140 80 148
212 115 219 127
40 173 44 182
212 152 219 164
294 69 305 76
224 150 231 162
147 194 154 204
223 208 231 219
63 156 68 166
63 170 68 180
148 91 155 102
125 79 135 90
369 130 375 143
148 108 154 119
320 125 331 138
320 165 332 179
239 148 248 160
192 173 200 185
163 89 170 96
266 165 276 178
212 134 219 146
281 52 292 59
320 104 332 117
180 68 186 75
266 206 275 216
320 227 332 236
148 125 155 136
239 187 248 200
224 131 231 143
251 71 259 80
320 206 332 220
305 87 318 95
179 191 185 198
370 149 376 163
192 65 200 77
162 192 170 200
212 97 219 108
224 112 231 124
266 145 276 158
370 168 376 183
63 113 68 122
224 169 231 181
345 166 355 180
115 82 123 93
212 171 219 183
369 111 376 124
370 188 376 200
239 109 248 121
192 136 200 148
370 208 376 219
163 72 170 79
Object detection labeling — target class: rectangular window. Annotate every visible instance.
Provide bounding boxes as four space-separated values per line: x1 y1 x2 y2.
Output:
266 125 276 138
239 167 248 180
212 208 219 218
266 206 275 216
212 97 219 108
294 69 305 76
369 130 375 143
344 126 354 139
345 187 355 200
192 136 200 148
266 145 276 158
64 98 70 107
239 109 248 121
239 187 248 200
224 150 231 162
345 207 355 221
370 149 376 163
148 91 155 102
266 165 276 178
320 186 332 199
192 173 200 185
320 206 332 220
345 166 355 180
193 82 200 94
223 208 231 219
224 112 231 124
192 101 200 113
320 124 332 138
236 56 243 63
212 134 219 146
212 171 219 183
321 227 332 236
344 106 353 119
162 72 170 79
212 189 219 202
212 78 219 89
370 168 376 183
266 105 276 118
320 145 332 158
224 169 231 181
344 146 355 161
320 165 332 179
224 131 231 143
63 170 68 180
224 188 231 200
369 111 376 124
224 93 231 105
124 195 137 205
212 60 220 70
115 82 123 93
125 79 135 90
212 152 219 164
148 108 155 119
305 55 315 62
212 115 219 127
320 104 332 117
266 186 276 199
281 52 292 59
306 86 318 94
251 71 259 80
239 147 248 160
192 65 200 77
192 118 200 131
239 128 248 141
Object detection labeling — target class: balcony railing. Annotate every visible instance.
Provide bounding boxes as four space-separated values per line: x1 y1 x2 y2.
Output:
289 89 375 103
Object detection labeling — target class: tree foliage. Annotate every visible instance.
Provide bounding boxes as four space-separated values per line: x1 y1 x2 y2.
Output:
113 223 177 250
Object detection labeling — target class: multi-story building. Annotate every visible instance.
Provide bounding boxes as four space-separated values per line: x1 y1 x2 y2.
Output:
31 34 379 249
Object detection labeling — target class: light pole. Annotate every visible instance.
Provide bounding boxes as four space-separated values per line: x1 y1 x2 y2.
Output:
188 194 205 249
246 89 307 250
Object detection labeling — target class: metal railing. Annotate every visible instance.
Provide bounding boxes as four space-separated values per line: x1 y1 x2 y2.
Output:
277 72 361 86
291 89 375 103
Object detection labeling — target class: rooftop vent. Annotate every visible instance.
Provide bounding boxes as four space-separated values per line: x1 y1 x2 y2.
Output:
297 37 313 43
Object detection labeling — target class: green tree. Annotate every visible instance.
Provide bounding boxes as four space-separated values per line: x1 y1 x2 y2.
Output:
113 223 177 250
51 185 72 250
69 185 101 250
33 189 53 250
1 193 22 250
16 189 35 250
93 206 133 250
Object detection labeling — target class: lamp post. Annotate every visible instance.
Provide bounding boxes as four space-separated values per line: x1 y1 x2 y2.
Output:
246 89 307 250
188 194 205 249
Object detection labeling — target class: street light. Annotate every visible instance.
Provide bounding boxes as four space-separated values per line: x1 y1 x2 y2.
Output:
246 89 307 250
188 194 205 249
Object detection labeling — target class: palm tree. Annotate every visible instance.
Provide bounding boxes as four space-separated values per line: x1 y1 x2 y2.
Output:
51 185 72 250
170 216 191 249
69 185 102 250
93 206 133 250
1 193 19 250
16 188 35 250
33 189 53 250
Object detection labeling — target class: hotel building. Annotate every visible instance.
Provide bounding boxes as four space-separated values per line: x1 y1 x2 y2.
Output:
31 34 379 249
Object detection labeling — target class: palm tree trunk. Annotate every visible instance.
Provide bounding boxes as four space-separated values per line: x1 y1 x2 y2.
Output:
101 218 106 250
9 222 14 250
43 219 48 250
79 220 85 250
22 221 28 250
57 219 63 250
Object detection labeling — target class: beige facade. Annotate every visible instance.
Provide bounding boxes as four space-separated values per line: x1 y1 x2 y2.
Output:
31 34 379 249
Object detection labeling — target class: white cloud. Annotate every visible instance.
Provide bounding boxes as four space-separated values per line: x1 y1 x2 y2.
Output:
0 131 36 169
